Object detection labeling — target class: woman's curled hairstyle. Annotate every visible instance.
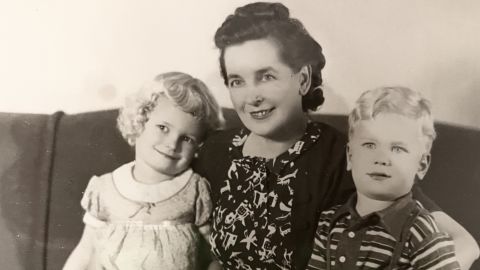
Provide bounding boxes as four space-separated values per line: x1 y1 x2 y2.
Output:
214 2 326 111
117 72 224 146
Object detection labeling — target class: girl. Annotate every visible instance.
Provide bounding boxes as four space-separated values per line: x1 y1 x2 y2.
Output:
193 2 479 270
64 72 223 270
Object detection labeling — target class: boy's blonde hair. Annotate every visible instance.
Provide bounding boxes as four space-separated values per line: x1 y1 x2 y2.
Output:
117 72 224 146
348 86 436 152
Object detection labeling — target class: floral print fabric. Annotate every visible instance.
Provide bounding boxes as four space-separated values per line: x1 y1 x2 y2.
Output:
210 122 322 270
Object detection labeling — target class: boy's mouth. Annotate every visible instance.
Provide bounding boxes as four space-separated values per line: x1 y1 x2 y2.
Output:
367 172 391 181
250 108 274 120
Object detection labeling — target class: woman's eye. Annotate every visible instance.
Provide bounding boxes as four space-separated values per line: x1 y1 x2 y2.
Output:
261 74 276 81
228 79 244 88
392 146 408 153
361 142 375 149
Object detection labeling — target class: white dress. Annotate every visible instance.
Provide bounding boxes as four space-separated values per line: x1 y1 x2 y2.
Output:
81 162 212 270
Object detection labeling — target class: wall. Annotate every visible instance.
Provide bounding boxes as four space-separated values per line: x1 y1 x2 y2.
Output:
1 0 479 128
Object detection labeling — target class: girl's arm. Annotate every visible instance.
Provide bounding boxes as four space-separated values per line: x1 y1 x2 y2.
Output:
199 224 223 270
63 225 96 270
431 211 479 270
199 223 211 242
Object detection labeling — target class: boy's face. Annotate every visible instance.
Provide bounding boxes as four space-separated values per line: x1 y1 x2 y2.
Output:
347 113 430 201
135 96 205 178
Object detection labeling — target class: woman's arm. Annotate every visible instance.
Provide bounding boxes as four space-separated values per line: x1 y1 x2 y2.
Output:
63 225 95 270
431 211 479 270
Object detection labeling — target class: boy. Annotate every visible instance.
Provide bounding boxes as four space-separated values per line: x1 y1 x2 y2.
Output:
307 86 460 269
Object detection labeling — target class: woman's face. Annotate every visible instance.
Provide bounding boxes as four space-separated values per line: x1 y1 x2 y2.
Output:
223 38 308 139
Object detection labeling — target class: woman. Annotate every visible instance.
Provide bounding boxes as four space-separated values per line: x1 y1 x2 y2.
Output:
194 2 478 269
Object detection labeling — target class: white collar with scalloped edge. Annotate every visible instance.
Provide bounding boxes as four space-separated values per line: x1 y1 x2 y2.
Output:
112 162 193 203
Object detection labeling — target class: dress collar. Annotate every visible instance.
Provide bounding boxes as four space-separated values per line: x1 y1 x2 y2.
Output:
112 162 193 203
332 192 417 240
228 121 323 174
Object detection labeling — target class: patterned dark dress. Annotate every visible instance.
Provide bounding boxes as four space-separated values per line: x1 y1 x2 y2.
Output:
208 122 334 269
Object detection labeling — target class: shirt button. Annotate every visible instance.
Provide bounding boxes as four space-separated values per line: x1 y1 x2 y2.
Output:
348 231 355 238
339 256 346 263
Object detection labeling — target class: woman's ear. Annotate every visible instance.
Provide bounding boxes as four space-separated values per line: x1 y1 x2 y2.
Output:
346 143 352 171
298 65 312 96
416 153 431 180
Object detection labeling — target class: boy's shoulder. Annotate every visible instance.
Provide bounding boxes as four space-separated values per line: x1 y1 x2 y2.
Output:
318 204 344 223
408 201 443 244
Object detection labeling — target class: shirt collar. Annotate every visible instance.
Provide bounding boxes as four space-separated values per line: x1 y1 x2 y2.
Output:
332 192 417 240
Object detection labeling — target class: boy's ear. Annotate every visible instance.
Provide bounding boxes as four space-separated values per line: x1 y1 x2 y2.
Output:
416 153 431 180
346 143 352 171
298 65 312 96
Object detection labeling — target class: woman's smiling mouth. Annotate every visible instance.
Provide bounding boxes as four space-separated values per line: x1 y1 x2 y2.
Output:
249 108 274 119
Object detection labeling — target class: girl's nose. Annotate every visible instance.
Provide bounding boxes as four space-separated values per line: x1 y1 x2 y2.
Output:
164 133 180 151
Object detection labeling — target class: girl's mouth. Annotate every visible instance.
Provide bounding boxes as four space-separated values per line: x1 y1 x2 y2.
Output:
155 148 180 160
250 108 274 120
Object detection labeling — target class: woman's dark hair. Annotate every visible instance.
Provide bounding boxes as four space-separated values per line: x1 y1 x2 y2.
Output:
214 2 326 111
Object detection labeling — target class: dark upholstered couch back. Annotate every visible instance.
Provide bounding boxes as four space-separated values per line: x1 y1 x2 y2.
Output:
0 109 479 269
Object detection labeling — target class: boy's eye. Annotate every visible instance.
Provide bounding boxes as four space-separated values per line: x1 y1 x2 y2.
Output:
392 146 408 153
228 78 244 88
361 142 376 149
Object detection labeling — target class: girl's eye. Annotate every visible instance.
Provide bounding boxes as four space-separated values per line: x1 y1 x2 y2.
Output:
181 136 196 145
362 142 376 149
392 146 408 153
228 79 244 88
157 125 168 133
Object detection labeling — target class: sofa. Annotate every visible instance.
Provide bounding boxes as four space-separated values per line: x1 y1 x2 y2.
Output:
0 109 479 270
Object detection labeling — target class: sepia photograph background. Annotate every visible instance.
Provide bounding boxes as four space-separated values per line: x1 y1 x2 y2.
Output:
1 0 479 129
1 1 479 269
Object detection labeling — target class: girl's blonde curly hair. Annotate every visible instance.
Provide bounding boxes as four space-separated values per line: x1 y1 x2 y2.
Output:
117 72 224 146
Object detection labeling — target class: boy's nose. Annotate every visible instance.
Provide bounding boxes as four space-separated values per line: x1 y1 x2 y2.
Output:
374 160 391 166
374 151 391 166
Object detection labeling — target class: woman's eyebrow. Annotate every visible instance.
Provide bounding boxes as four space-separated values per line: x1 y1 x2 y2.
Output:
226 73 242 80
255 67 276 75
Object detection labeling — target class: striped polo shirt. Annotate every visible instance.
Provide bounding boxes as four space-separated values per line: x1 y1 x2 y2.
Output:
307 193 460 270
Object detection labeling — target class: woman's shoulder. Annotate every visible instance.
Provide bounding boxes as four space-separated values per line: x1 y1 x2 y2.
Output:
308 121 348 149
311 120 347 138
203 127 243 144
197 128 242 159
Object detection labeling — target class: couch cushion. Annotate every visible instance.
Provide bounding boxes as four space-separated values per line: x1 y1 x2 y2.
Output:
46 110 133 270
0 112 61 270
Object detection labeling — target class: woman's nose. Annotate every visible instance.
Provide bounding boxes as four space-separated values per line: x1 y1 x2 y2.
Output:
247 94 264 106
245 87 264 106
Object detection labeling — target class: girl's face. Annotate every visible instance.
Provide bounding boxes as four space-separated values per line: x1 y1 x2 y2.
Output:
135 96 204 179
223 38 309 139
